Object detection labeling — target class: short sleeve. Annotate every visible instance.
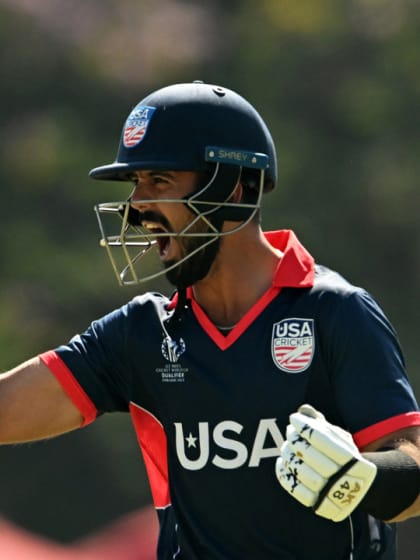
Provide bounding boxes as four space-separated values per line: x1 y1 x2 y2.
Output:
322 289 420 441
52 303 134 414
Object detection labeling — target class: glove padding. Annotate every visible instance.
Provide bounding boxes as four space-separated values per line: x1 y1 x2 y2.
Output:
276 404 377 522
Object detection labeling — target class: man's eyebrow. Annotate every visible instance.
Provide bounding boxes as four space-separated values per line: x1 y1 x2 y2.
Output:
148 170 175 177
131 170 177 181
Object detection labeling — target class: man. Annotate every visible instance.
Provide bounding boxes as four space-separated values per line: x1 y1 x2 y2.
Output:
1 81 420 559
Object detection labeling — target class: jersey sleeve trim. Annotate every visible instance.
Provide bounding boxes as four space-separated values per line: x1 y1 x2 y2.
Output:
39 350 97 427
129 402 171 509
353 411 420 448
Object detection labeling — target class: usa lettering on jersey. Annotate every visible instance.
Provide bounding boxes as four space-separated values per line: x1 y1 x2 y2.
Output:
174 419 284 470
271 318 314 373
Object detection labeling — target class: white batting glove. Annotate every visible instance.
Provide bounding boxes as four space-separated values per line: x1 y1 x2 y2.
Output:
276 404 377 522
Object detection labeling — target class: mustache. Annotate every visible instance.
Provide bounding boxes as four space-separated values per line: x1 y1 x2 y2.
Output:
129 208 172 232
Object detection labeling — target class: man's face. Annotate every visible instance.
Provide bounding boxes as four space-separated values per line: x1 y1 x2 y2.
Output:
129 170 221 287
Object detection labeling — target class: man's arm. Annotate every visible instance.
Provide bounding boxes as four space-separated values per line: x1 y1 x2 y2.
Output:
0 357 84 443
362 425 420 521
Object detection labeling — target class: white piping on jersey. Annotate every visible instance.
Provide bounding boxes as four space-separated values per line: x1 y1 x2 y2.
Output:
348 516 355 560
173 523 181 559
155 503 172 511
214 323 237 330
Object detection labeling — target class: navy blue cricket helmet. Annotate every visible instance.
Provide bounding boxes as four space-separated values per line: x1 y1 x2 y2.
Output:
89 81 277 192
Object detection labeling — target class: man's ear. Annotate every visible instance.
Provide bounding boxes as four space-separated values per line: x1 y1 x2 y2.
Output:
230 182 243 203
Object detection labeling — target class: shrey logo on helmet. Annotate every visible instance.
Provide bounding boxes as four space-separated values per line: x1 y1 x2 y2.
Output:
123 105 156 148
271 318 315 373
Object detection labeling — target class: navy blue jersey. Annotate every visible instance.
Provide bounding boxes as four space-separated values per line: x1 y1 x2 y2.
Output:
41 230 420 560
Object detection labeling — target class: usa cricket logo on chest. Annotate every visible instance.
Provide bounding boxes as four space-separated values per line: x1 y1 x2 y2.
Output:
271 318 315 373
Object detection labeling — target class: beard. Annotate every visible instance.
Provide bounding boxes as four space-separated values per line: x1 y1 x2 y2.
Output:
164 231 221 289
135 207 222 289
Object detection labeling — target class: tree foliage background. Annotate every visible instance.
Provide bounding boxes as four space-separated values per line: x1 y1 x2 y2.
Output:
0 0 419 553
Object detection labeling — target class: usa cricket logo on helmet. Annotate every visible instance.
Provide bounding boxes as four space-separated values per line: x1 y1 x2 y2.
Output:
123 105 156 148
271 318 315 373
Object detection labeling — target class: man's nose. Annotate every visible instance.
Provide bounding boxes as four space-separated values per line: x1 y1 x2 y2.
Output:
130 183 153 212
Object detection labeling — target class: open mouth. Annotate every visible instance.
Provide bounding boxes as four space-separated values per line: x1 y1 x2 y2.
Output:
142 221 171 259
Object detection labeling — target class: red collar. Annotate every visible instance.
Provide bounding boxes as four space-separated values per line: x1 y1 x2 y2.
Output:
264 229 314 288
168 230 314 309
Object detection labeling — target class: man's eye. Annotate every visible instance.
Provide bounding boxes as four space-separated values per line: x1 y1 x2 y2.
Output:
152 176 170 185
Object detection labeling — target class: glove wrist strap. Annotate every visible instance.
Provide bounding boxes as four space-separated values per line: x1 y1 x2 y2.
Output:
312 457 358 512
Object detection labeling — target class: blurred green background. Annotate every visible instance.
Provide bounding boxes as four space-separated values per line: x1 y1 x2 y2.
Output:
0 0 419 554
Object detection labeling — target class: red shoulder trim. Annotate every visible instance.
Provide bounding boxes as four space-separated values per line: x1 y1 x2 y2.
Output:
39 350 97 427
353 411 420 449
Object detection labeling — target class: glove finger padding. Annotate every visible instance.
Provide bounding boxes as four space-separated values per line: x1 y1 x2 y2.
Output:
276 405 377 522
290 411 358 464
280 440 325 493
285 426 340 478
276 454 317 506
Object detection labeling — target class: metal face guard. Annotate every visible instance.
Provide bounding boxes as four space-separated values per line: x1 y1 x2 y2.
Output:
94 163 265 286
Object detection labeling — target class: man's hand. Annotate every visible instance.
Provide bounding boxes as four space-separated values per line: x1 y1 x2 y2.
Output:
276 404 377 522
